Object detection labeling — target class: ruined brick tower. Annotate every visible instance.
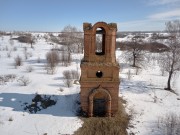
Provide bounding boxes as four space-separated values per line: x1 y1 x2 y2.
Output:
80 22 120 117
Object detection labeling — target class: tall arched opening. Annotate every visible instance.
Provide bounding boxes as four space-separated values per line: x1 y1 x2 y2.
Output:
95 27 106 55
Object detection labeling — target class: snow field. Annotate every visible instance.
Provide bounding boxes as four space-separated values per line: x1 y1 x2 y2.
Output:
0 33 180 135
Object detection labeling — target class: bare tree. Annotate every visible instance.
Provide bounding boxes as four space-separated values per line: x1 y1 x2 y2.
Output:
59 47 72 66
157 113 180 135
14 55 23 68
71 70 80 80
121 36 146 68
62 70 80 87
45 50 59 74
60 25 83 53
27 34 35 48
158 20 180 91
63 70 73 87
74 36 84 54
16 34 35 48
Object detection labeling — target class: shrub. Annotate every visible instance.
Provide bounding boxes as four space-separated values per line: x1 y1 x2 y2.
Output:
0 74 16 85
14 55 23 68
17 76 31 86
63 70 72 87
4 74 16 82
8 116 13 121
45 50 59 74
59 50 72 67
62 70 80 87
7 51 12 58
71 70 80 80
26 65 34 72
157 113 180 135
24 51 28 60
0 77 4 85
58 88 64 92
13 46 17 51
45 64 57 74
46 50 59 66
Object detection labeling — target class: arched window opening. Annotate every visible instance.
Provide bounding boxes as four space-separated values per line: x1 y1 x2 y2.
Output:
95 28 105 55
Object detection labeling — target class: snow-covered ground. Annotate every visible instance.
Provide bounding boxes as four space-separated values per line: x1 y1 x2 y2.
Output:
0 34 180 135
119 65 180 135
0 35 82 135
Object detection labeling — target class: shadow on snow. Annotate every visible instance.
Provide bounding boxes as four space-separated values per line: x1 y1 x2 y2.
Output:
120 78 152 94
0 92 80 117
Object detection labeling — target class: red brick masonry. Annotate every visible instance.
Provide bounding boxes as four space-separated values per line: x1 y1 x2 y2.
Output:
80 22 120 117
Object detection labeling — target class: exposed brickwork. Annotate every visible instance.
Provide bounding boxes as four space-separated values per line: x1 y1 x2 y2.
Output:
80 22 120 117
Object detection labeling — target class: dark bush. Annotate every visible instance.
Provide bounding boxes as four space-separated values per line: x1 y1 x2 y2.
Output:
13 34 35 44
116 41 169 52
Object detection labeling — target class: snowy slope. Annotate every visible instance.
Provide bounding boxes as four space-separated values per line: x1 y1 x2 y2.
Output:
0 35 82 135
117 50 180 135
0 34 180 135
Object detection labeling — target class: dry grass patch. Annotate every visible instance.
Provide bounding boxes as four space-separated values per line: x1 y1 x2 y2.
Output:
75 97 129 135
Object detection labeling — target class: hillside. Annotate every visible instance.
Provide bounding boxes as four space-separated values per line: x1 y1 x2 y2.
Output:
0 33 180 135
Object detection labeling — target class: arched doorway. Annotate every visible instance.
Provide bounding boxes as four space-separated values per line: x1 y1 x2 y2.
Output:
88 86 111 117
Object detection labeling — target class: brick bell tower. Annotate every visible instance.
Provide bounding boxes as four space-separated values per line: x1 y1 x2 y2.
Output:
80 22 120 117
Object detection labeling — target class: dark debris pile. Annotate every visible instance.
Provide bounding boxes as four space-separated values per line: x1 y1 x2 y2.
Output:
23 94 57 113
